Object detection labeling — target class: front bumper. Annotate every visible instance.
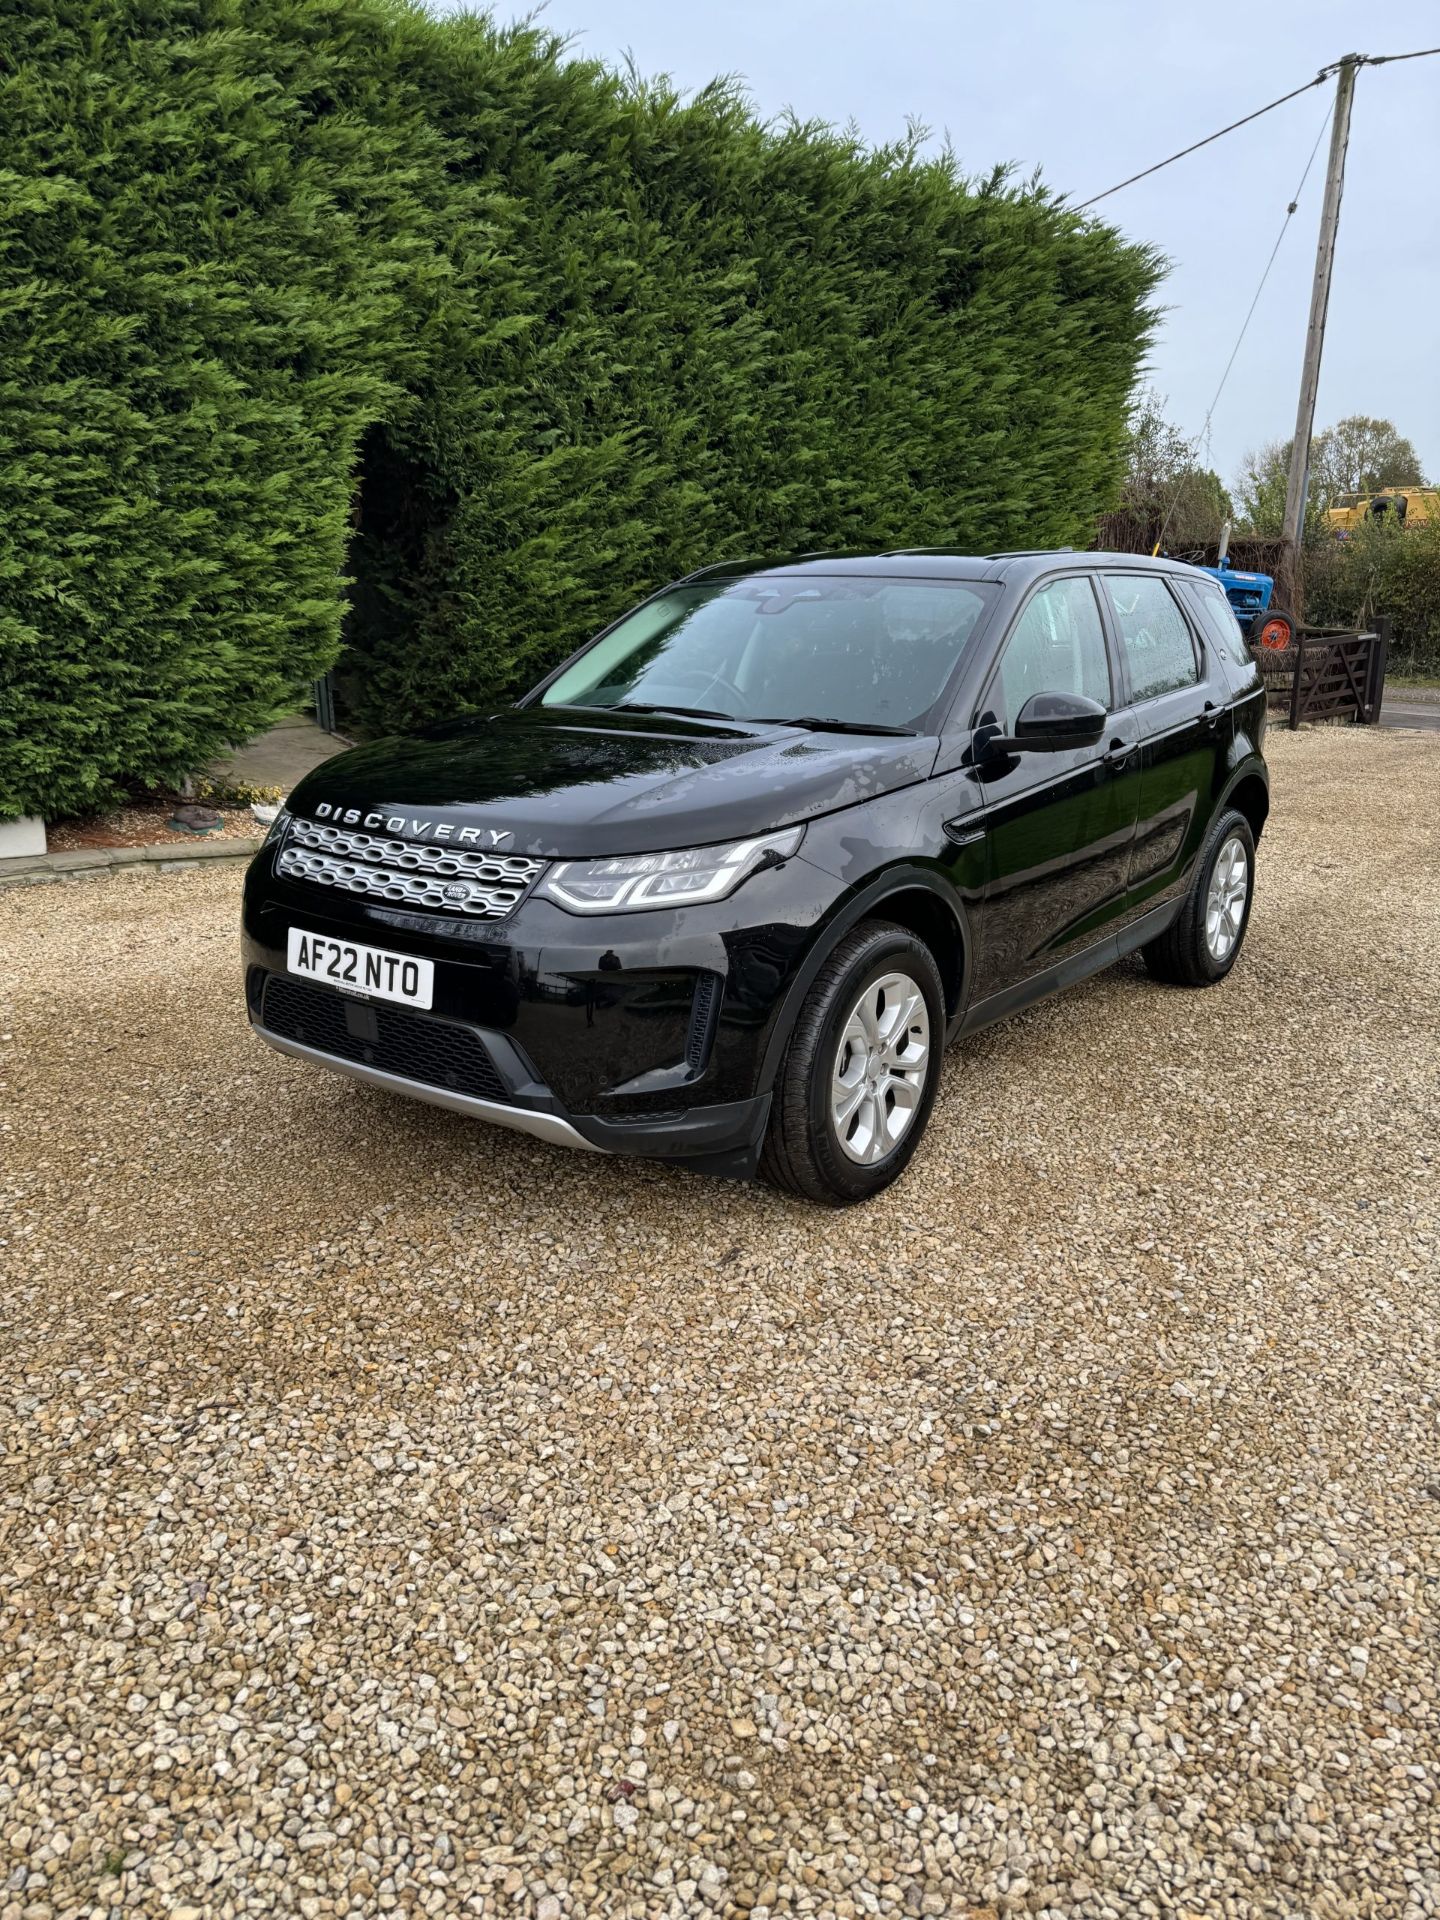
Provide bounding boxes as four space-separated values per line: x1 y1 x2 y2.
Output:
249 1019 770 1172
240 842 819 1178
253 1025 604 1152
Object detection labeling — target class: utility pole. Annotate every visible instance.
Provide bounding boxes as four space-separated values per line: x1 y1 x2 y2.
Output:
1278 54 1361 614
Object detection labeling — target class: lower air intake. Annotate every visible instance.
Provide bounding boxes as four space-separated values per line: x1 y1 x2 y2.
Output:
260 974 509 1103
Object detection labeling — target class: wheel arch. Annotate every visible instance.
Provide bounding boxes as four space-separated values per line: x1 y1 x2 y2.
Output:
757 868 971 1094
1223 765 1270 844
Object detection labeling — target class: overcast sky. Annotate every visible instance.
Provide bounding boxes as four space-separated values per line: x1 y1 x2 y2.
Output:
457 0 1439 488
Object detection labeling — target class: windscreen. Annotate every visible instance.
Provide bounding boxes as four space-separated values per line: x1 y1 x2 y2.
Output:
539 577 996 732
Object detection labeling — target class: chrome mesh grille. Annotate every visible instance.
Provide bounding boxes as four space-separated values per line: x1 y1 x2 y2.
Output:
278 818 543 919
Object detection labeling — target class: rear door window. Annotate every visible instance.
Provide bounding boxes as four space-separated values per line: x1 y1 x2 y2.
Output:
1101 575 1199 702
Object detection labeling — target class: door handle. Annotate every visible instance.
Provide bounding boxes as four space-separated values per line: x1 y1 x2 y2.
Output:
1203 700 1222 732
1103 736 1134 769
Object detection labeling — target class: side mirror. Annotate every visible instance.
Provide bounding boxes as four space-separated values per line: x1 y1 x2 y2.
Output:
988 690 1107 755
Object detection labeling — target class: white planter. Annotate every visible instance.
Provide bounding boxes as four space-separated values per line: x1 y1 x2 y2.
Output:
0 816 46 858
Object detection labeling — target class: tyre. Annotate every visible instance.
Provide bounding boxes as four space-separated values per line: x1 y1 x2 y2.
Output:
1142 808 1256 988
1250 607 1294 651
760 919 946 1205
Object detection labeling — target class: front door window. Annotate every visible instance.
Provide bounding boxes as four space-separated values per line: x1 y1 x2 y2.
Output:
989 576 1112 727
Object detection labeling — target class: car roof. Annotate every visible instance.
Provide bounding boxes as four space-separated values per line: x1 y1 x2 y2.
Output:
679 548 1200 586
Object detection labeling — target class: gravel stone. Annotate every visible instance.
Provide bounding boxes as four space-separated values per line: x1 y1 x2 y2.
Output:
1 727 1438 1917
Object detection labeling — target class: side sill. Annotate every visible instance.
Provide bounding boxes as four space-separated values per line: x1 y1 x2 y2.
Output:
1115 897 1184 960
957 899 1181 1038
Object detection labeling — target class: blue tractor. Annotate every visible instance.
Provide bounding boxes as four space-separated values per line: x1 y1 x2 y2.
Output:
1193 549 1295 653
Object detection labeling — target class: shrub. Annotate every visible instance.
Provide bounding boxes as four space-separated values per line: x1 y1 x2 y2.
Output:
1305 519 1440 676
0 0 448 818
1 0 1161 816
343 52 1162 733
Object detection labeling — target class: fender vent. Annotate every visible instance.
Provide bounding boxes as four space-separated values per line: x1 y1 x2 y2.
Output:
685 973 722 1076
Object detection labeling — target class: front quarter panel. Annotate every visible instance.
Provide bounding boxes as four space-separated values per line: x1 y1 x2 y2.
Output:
757 778 986 1062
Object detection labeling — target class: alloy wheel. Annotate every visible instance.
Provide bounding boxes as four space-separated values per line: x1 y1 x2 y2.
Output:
1205 832 1249 963
830 971 930 1164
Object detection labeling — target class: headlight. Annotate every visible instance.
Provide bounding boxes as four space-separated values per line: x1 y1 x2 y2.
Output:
538 827 804 914
263 806 292 848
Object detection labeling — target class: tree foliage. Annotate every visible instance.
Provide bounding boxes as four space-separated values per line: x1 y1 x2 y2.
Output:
1234 440 1302 539
1235 414 1427 534
0 0 459 818
1306 518 1440 675
1 0 1161 818
1103 388 1231 552
1313 415 1426 499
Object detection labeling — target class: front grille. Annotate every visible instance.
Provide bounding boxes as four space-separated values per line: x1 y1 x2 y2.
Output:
278 818 544 919
260 974 509 1102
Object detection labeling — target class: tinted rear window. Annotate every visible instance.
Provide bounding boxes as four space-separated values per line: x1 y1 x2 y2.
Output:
1101 575 1199 701
1178 576 1257 668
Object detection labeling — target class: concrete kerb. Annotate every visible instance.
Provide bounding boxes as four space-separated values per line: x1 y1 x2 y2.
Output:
0 838 263 893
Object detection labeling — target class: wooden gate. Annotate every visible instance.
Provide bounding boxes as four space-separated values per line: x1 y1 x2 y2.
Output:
1256 621 1389 730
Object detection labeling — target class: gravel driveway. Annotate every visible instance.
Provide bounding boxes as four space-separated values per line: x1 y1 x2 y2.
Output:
3 727 1438 1920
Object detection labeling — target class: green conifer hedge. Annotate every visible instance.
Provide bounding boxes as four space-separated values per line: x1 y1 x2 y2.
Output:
1 0 1160 819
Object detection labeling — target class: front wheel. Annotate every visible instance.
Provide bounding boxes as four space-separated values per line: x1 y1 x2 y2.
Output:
1142 808 1256 987
1250 607 1295 651
760 920 946 1205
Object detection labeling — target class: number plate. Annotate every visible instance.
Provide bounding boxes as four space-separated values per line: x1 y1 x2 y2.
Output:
286 929 434 1009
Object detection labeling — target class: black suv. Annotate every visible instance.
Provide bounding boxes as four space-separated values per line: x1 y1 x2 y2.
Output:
242 551 1268 1204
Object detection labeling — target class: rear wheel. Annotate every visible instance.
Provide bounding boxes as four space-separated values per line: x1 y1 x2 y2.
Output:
1142 808 1256 987
760 920 945 1205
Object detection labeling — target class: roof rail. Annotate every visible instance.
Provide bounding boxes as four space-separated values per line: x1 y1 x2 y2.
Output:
677 549 866 582
676 556 769 582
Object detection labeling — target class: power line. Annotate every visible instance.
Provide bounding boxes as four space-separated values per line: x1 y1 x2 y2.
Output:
1196 105 1332 442
1076 70 1335 210
1076 46 1440 211
1150 104 1333 556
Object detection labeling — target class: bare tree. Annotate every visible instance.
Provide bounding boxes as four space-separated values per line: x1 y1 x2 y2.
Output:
1118 388 1230 548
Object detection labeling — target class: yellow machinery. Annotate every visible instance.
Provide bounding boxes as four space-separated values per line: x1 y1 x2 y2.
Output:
1326 487 1438 536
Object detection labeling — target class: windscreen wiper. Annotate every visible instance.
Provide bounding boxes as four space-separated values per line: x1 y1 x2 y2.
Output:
607 702 744 723
602 703 915 736
757 715 917 736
